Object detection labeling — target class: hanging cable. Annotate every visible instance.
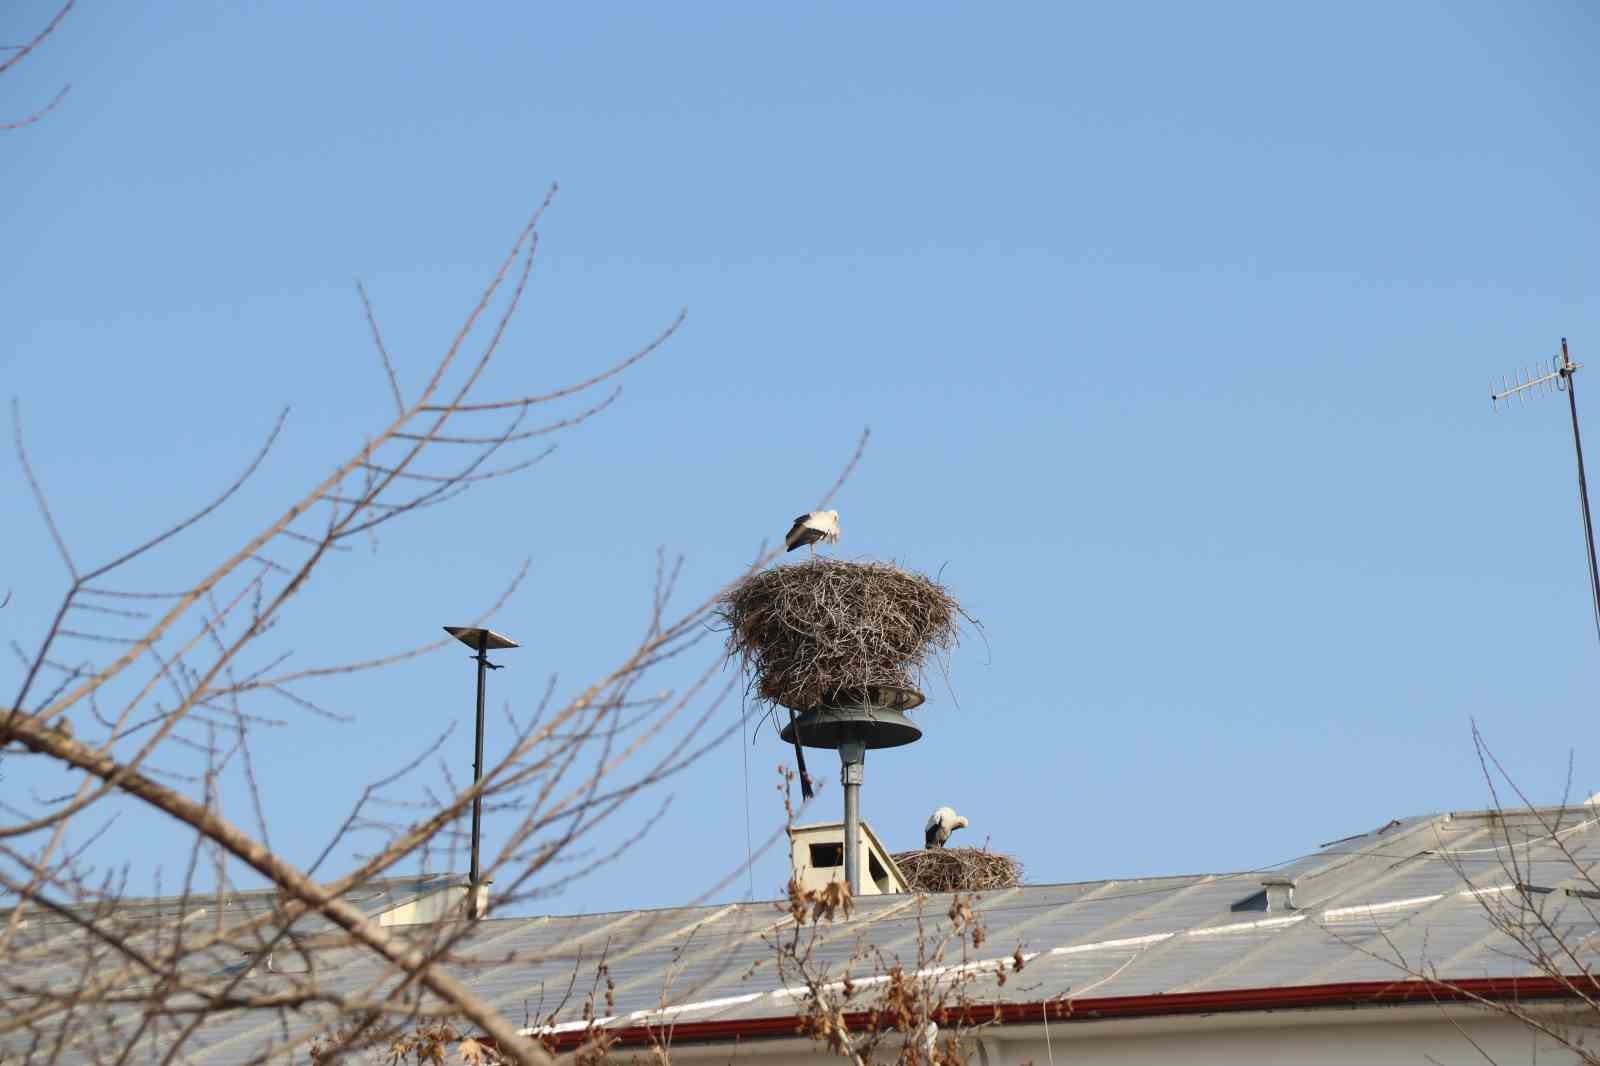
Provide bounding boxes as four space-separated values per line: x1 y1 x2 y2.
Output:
740 697 756 901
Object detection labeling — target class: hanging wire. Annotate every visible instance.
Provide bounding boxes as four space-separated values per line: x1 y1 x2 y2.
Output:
740 695 756 901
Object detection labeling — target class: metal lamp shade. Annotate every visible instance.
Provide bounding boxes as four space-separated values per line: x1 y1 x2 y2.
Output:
779 685 924 750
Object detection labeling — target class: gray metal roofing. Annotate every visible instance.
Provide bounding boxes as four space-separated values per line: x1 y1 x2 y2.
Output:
0 872 459 932
8 806 1600 1065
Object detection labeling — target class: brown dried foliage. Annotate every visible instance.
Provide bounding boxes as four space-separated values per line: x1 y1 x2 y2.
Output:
719 560 965 711
890 850 1022 894
772 880 984 1066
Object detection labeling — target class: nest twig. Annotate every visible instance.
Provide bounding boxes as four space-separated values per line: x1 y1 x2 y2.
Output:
891 848 1023 893
718 559 964 711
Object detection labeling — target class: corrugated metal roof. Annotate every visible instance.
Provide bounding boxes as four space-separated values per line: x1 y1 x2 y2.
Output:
6 806 1599 1065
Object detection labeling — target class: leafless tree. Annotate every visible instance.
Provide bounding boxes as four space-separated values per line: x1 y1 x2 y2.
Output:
738 775 1011 1066
1328 724 1600 1063
766 879 1006 1066
0 193 866 1066
2 1 73 130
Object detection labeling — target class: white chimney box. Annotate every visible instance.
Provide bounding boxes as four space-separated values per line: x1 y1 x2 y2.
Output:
788 820 909 896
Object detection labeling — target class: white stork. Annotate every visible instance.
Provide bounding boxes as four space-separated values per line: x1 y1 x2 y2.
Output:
925 806 968 849
784 510 841 558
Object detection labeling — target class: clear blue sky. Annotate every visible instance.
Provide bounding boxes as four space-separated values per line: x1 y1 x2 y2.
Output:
4 2 1598 915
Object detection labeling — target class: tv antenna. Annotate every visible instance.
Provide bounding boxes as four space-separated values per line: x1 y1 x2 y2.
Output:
1491 338 1600 647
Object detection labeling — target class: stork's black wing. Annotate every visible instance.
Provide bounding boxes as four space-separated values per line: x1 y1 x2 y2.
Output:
785 516 817 551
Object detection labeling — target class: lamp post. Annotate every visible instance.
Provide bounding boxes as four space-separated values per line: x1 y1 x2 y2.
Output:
779 686 922 896
443 625 519 919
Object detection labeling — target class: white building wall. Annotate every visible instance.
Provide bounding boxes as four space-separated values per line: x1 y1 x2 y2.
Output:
659 1008 1585 1066
987 1018 1576 1066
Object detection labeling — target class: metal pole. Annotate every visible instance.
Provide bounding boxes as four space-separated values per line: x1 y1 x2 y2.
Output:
839 737 864 896
1560 338 1600 648
468 633 488 919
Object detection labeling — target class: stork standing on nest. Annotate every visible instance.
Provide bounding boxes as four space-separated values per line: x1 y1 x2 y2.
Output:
785 510 841 558
925 806 969 849
776 509 840 800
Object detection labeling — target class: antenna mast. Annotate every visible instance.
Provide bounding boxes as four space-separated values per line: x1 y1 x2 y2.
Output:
1492 339 1600 646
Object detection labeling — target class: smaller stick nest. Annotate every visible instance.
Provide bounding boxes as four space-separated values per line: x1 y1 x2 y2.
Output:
891 848 1023 893
719 560 963 711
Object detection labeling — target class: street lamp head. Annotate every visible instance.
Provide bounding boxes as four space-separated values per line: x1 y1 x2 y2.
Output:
443 626 520 651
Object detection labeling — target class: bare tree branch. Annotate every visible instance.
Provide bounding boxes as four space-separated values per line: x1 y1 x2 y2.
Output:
0 195 872 1066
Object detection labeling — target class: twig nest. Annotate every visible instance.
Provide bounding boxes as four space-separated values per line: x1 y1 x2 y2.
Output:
891 848 1023 893
719 560 964 712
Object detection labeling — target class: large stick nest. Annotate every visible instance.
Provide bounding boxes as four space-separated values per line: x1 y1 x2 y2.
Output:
891 848 1023 893
719 559 965 712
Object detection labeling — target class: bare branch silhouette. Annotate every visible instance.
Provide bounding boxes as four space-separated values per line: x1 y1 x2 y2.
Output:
2 1 74 129
0 194 870 1066
1323 724 1600 1063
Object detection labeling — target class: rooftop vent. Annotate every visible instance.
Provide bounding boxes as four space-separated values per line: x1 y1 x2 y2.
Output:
1231 876 1297 913
1261 877 1296 911
789 820 908 896
374 878 490 925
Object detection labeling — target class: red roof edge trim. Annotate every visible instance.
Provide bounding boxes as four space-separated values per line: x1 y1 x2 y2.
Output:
525 975 1600 1052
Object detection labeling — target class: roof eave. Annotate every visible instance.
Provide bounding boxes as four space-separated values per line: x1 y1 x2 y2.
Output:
521 975 1599 1053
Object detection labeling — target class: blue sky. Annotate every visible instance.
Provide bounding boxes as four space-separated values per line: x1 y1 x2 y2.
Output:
4 2 1599 915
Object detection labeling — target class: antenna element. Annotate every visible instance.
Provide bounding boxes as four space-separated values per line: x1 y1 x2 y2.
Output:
1491 340 1600 648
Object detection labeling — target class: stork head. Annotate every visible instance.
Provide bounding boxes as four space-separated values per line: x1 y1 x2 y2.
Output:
951 813 969 833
